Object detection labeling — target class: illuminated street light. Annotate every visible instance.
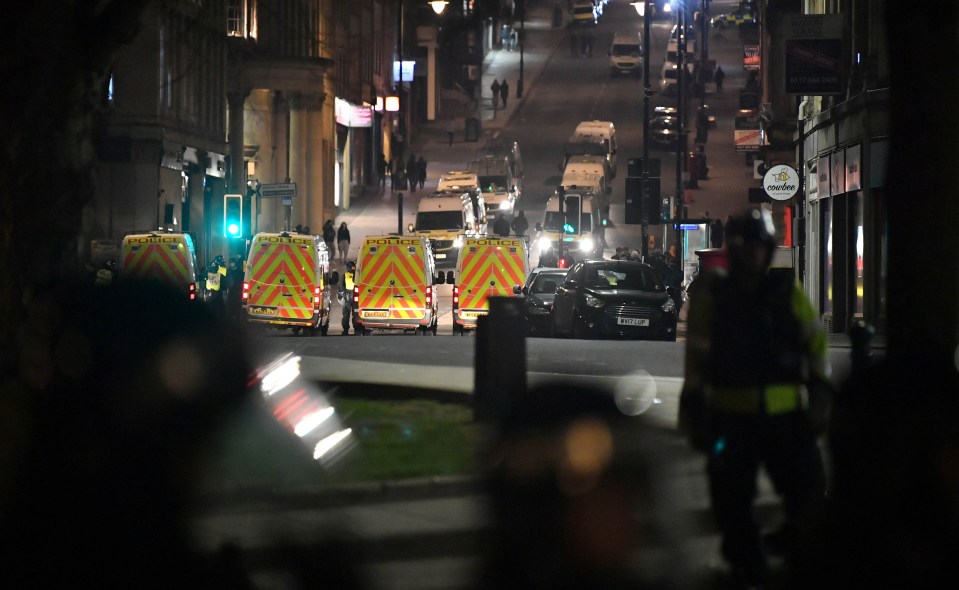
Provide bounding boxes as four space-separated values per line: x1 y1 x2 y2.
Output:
429 1 448 15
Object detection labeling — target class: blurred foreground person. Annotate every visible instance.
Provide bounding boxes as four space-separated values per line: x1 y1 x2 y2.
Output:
474 384 685 590
0 279 253 588
679 209 832 589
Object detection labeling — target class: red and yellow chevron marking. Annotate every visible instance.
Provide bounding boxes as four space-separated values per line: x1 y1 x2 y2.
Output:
457 240 528 313
245 242 315 320
356 241 428 321
122 242 193 286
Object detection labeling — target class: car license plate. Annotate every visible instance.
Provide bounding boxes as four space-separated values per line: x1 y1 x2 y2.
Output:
617 317 649 327
249 306 277 317
436 253 447 259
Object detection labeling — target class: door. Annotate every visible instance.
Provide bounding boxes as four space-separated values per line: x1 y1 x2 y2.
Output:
357 242 428 323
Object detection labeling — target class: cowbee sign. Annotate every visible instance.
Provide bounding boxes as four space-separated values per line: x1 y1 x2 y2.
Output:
763 164 800 201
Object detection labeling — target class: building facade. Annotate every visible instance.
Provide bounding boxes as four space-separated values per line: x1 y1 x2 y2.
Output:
751 0 891 336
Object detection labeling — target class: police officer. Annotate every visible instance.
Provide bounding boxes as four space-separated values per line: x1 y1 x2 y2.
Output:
339 260 358 335
679 209 831 588
205 255 227 315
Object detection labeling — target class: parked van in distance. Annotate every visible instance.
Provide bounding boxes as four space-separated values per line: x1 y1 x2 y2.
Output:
437 170 479 193
609 32 643 77
564 154 611 196
476 138 524 199
408 190 488 266
468 154 519 216
573 120 618 177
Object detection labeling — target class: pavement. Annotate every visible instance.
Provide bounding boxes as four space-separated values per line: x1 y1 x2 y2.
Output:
194 3 886 587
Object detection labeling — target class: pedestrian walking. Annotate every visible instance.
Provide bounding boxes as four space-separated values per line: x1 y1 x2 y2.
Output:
509 27 518 51
714 65 726 96
710 217 725 248
490 79 501 109
391 158 405 190
446 118 455 146
377 154 387 188
500 24 509 49
416 155 427 190
679 209 832 589
569 27 579 57
406 154 418 193
322 220 336 258
499 79 509 109
510 210 529 237
336 221 351 264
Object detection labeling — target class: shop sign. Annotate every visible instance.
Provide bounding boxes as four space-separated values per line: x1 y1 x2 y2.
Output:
763 165 800 201
784 15 843 95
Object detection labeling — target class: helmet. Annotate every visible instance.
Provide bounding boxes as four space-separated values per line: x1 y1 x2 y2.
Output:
346 261 356 272
725 209 776 249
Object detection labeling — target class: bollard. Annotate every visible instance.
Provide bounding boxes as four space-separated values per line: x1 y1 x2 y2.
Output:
474 297 528 423
849 320 875 373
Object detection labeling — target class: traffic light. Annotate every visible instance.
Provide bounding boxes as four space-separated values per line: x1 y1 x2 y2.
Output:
224 194 243 238
564 195 581 234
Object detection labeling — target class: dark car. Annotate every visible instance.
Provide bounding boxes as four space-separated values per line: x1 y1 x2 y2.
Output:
550 260 678 340
654 104 716 128
513 267 568 337
649 115 683 149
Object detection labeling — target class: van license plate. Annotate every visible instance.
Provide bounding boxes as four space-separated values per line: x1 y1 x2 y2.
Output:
617 317 648 326
250 306 277 317
436 253 446 259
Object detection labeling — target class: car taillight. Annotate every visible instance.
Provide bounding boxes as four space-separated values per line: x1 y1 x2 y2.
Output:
425 285 432 305
352 285 359 304
313 286 321 310
241 281 249 305
452 285 459 308
188 283 196 301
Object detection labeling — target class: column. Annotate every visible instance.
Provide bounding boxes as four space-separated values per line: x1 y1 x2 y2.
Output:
289 91 328 235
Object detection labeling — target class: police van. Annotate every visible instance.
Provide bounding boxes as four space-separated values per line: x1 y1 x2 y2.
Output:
241 232 337 336
408 189 488 267
533 187 609 263
451 236 530 334
468 154 519 217
118 232 200 300
608 32 643 77
353 235 443 335
573 120 618 177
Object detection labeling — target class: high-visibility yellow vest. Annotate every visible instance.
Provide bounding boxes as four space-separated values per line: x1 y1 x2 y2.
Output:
344 271 354 291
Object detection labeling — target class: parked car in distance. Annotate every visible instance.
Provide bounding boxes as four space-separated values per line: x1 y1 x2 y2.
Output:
648 115 683 149
654 104 717 128
550 259 678 340
710 8 756 28
513 267 568 337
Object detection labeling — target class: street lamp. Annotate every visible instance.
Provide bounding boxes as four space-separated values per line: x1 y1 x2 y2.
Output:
632 1 652 258
517 0 526 98
429 1 448 15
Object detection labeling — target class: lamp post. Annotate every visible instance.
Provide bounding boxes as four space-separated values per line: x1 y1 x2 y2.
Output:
633 1 652 259
517 0 526 98
675 1 687 267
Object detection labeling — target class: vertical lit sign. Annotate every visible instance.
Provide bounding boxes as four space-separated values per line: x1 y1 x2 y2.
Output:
392 60 415 83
